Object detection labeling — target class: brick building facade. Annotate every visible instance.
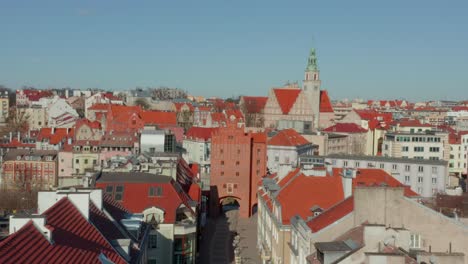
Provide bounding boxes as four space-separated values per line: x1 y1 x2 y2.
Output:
210 122 267 218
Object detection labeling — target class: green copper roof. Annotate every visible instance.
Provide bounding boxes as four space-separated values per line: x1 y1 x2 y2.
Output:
306 48 319 71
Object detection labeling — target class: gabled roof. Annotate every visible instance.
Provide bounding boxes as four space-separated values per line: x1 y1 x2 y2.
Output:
267 128 310 146
393 119 432 128
75 118 101 130
174 102 195 112
37 128 74 145
323 123 367 133
273 88 301 114
0 198 128 264
354 110 393 123
319 90 334 113
241 96 268 114
185 127 218 141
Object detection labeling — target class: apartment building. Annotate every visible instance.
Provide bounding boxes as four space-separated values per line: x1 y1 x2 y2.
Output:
382 131 450 161
300 154 448 197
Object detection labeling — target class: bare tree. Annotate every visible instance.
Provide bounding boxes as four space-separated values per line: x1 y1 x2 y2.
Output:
134 98 150 110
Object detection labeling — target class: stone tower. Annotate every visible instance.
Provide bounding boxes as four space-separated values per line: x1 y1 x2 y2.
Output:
303 48 322 128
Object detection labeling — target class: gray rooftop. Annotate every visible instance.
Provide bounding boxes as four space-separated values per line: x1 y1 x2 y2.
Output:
3 149 58 161
301 154 448 166
315 241 352 252
97 172 172 183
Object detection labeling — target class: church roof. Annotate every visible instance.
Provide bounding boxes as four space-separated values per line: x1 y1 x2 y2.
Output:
273 89 301 114
320 90 334 113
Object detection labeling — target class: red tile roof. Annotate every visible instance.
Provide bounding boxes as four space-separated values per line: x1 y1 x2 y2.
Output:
354 110 393 123
0 138 35 149
273 88 301 114
88 103 111 111
188 183 201 204
75 118 101 130
96 178 195 223
452 106 468 112
225 109 244 120
185 127 218 141
319 90 334 113
394 119 432 127
140 110 177 126
332 168 418 197
0 198 128 264
323 123 368 133
276 174 344 224
241 96 268 114
307 197 354 232
37 128 74 145
268 128 310 146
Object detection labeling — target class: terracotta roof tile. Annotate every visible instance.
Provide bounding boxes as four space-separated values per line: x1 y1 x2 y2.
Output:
268 129 310 146
323 123 368 133
319 90 334 113
241 96 268 114
307 197 354 232
273 88 301 114
185 127 218 141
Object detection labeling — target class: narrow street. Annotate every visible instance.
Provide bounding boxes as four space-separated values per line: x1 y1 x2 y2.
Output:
199 210 260 264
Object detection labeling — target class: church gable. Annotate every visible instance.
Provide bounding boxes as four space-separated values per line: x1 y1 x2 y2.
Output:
264 89 282 115
287 91 312 116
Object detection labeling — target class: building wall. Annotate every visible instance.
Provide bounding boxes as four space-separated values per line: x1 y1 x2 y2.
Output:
0 97 9 123
325 157 447 197
1 160 57 190
383 132 449 161
57 151 75 187
354 187 468 262
210 124 260 218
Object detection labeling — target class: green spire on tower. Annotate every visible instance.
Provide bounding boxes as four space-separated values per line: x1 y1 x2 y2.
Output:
306 48 319 71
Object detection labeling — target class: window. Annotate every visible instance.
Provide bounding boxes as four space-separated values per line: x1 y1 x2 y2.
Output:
105 185 114 194
431 167 438 174
84 159 88 164
418 177 423 183
343 161 348 167
237 149 241 154
410 234 421 248
432 178 437 184
401 146 409 152
75 159 79 164
429 147 440 152
221 171 224 176
405 165 410 172
227 183 234 194
355 162 360 167
405 175 410 184
114 185 124 201
380 163 384 169
221 161 224 165
414 147 424 152
392 164 397 170
236 172 239 176
220 149 224 154
418 166 424 172
275 156 279 162
236 161 240 166
149 186 155 197
156 186 162 196
149 234 158 248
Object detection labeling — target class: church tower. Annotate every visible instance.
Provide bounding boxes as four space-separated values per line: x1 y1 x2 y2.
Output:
303 48 322 129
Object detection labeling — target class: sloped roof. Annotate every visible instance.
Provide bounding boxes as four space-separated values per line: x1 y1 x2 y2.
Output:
276 174 344 225
95 175 195 223
174 102 194 112
0 198 128 264
140 110 177 126
354 110 393 123
273 89 301 114
323 123 368 133
188 183 201 204
267 128 310 146
307 197 354 232
241 96 268 114
37 128 74 145
185 127 218 141
75 118 101 130
319 90 334 113
88 103 110 111
332 168 418 197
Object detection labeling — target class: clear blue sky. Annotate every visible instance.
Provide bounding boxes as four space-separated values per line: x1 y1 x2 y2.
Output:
1 0 467 101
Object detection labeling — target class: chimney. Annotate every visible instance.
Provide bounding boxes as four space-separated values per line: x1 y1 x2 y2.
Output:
9 132 12 142
51 127 55 135
17 131 20 142
341 168 356 199
9 215 53 243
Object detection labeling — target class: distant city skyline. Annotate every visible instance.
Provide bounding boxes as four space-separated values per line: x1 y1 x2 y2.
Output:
1 0 467 101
